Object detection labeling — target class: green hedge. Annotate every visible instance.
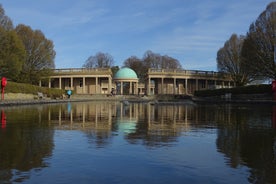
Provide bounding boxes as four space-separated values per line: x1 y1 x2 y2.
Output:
4 81 65 98
194 84 272 97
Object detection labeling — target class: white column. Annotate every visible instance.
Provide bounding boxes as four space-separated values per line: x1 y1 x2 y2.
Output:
96 77 98 94
120 81 123 95
59 77 62 89
185 78 188 94
130 82 132 94
109 77 112 93
71 77 73 90
48 78 51 88
173 78 176 94
147 78 151 95
83 77 86 94
161 78 164 94
134 82 137 95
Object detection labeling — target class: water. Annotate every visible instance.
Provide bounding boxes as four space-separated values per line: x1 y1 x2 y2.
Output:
0 102 276 184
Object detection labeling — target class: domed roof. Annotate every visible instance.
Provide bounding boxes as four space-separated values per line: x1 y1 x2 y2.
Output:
114 67 138 80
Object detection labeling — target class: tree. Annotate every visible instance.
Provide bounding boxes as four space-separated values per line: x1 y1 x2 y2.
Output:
142 50 182 70
217 34 251 86
241 2 276 80
143 50 162 69
15 24 55 84
161 55 182 69
111 66 120 77
0 27 26 81
0 4 13 30
83 52 114 68
123 56 147 82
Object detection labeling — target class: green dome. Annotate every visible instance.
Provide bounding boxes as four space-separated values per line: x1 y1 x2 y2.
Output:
114 67 138 79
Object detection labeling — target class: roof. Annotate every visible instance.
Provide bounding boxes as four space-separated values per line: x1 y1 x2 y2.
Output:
114 67 138 80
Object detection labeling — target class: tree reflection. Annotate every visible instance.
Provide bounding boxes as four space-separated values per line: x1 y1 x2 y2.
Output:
0 107 54 183
215 104 276 184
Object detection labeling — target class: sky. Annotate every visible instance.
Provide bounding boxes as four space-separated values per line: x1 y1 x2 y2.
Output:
0 0 273 71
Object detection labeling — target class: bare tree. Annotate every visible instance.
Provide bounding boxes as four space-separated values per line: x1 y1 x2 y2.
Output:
143 50 162 69
161 55 182 69
217 34 251 86
241 2 276 80
83 52 114 68
142 50 182 69
123 56 147 82
0 4 13 30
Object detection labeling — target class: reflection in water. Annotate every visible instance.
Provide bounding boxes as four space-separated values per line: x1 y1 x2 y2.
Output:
0 106 54 183
48 102 195 130
48 102 276 183
1 109 6 129
273 106 276 129
0 102 276 183
47 102 196 147
216 104 276 184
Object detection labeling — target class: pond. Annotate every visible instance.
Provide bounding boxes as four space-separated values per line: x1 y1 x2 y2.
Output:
0 101 276 184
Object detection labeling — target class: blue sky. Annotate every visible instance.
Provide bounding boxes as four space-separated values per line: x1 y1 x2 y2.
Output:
0 0 273 71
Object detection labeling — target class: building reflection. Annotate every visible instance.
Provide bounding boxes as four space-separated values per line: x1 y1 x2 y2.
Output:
47 102 217 147
47 102 115 130
46 102 199 134
47 102 193 146
46 102 244 138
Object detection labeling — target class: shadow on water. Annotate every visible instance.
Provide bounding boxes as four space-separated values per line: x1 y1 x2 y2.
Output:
0 102 276 183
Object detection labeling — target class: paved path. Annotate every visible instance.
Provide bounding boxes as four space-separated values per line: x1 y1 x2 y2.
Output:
0 94 153 106
1 93 275 106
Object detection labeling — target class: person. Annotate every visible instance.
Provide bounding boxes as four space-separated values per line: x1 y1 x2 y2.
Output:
67 90 72 98
111 88 115 96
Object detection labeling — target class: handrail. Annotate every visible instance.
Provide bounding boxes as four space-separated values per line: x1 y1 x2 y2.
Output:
53 68 111 73
147 68 229 78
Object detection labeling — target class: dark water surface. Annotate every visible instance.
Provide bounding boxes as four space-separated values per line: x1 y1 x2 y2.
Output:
0 101 276 184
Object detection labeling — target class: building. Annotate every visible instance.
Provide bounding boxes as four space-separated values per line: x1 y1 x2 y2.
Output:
44 68 113 94
146 68 233 95
42 67 234 95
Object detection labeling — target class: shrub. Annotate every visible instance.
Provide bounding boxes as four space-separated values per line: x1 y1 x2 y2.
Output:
194 84 272 97
4 81 65 98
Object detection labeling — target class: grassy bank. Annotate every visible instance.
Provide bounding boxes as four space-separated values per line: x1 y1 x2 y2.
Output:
5 81 65 98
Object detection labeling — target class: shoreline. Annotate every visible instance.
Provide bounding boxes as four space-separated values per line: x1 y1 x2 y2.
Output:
192 98 276 105
1 94 276 106
0 94 153 106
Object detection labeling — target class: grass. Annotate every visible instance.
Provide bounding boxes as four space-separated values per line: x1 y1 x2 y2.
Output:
4 81 65 98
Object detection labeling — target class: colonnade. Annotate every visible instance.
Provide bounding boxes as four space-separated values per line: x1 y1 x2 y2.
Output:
42 68 233 95
47 76 113 94
114 80 139 95
40 68 113 95
146 69 233 95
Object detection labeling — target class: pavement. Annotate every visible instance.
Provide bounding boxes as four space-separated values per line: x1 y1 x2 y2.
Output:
0 93 153 106
1 93 275 106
